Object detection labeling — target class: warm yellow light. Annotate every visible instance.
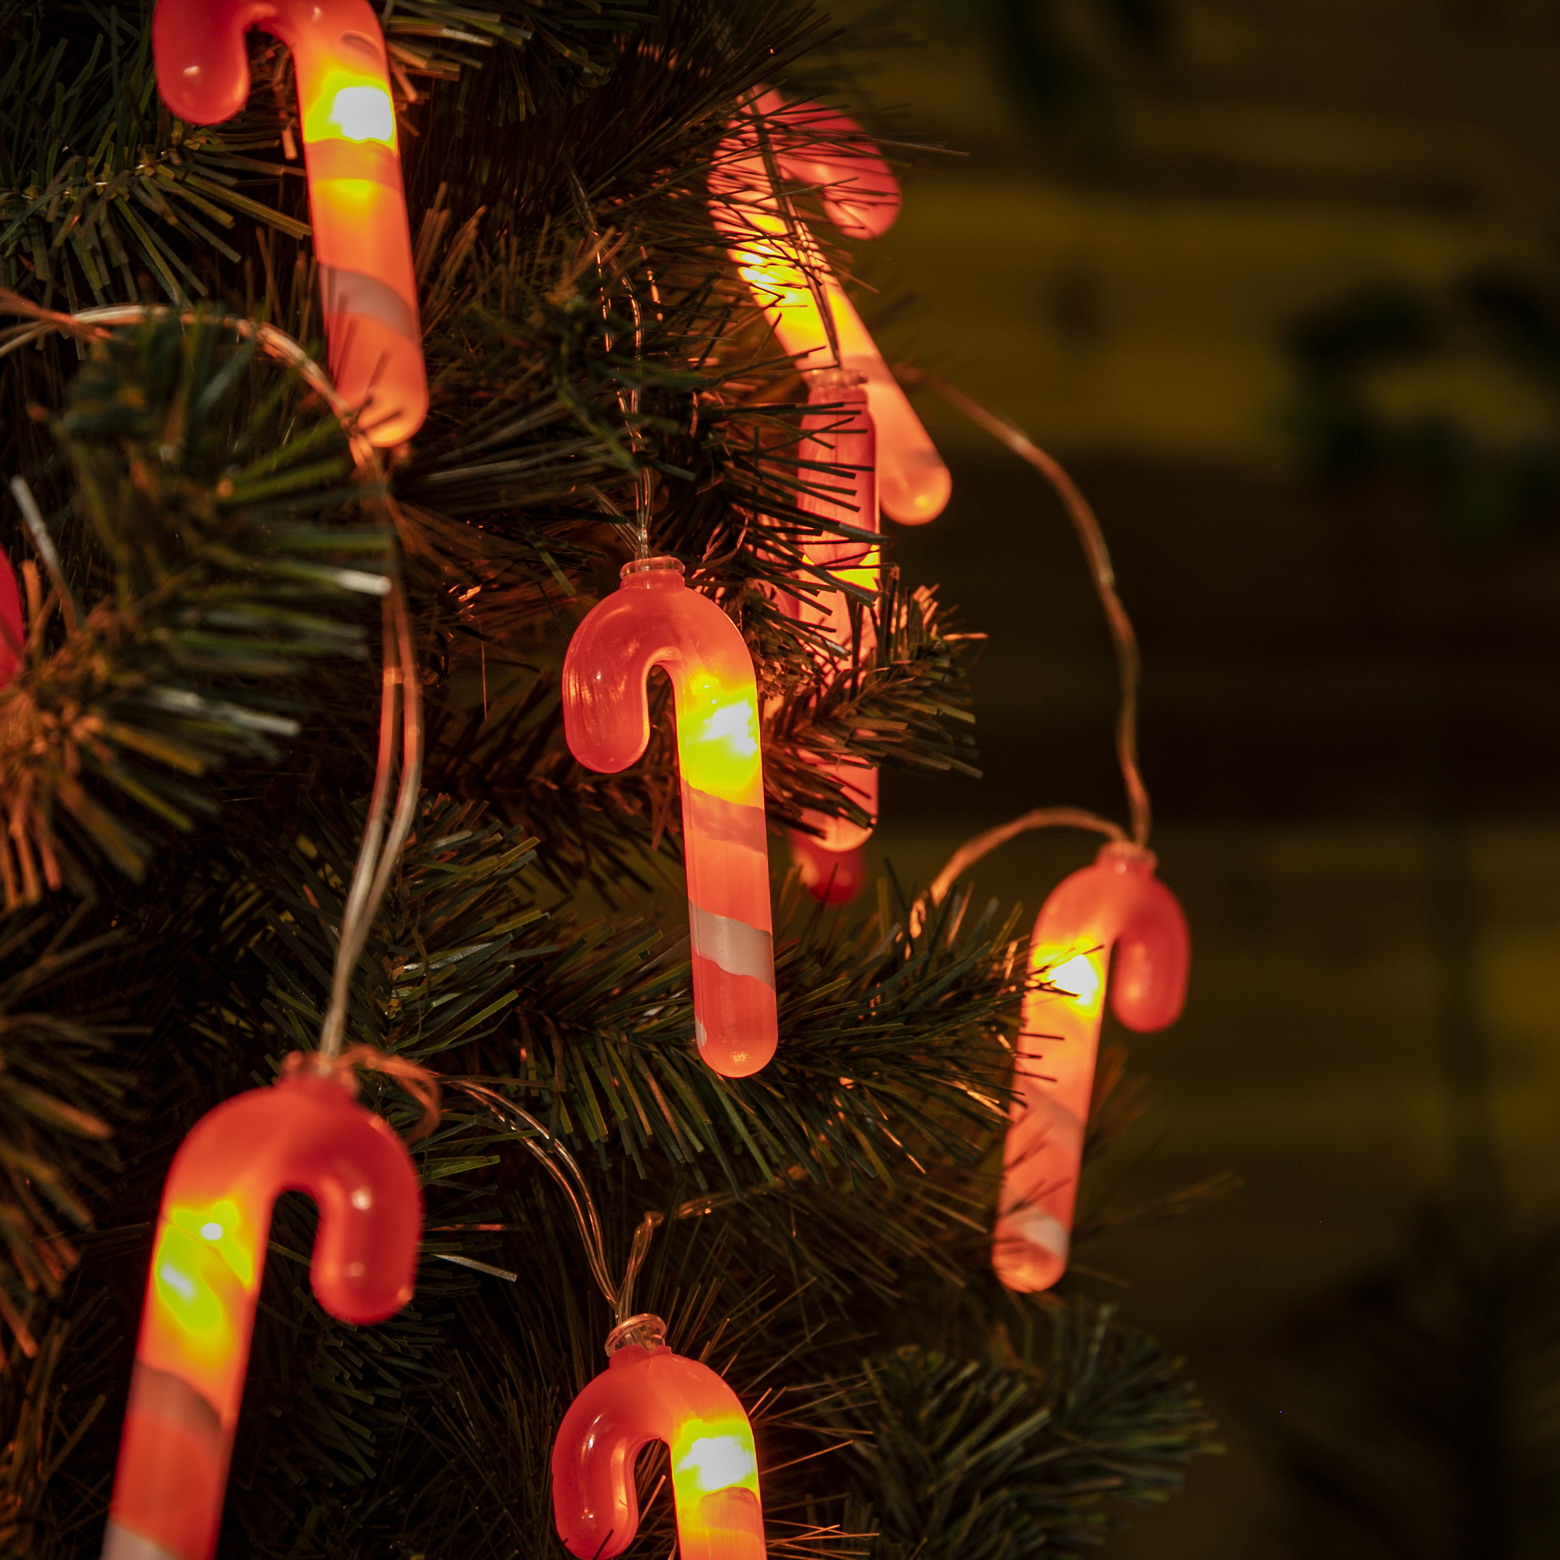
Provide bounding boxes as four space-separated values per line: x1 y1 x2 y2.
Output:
152 1225 238 1361
171 1198 256 1286
677 674 761 800
323 83 394 143
740 258 810 306
676 1431 758 1494
1048 952 1103 1015
150 1195 260 1363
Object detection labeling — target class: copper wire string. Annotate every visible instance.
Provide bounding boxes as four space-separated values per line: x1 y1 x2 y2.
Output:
319 581 422 1062
926 808 1127 911
453 1081 662 1322
904 368 1153 850
887 368 1156 923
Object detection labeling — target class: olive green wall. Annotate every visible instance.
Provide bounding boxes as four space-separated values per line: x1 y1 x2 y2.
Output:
851 5 1560 1553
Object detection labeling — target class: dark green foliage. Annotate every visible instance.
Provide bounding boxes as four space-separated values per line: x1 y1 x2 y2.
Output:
0 1 1211 1555
0 1 308 310
829 1301 1215 1558
0 916 126 1364
0 310 391 899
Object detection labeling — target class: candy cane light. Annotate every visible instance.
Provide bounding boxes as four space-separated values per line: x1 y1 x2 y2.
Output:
152 0 427 445
0 550 22 691
102 1057 421 1560
783 371 880 899
995 842 1189 1292
552 1322 765 1560
562 558 777 1078
713 91 950 524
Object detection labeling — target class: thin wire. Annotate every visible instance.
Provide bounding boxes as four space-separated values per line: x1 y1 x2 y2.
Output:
0 299 421 1065
927 808 1126 909
626 292 652 561
904 369 1152 849
909 807 1127 938
318 582 422 1061
595 261 653 560
453 1081 662 1321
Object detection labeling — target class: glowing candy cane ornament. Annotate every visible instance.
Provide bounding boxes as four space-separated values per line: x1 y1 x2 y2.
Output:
102 1057 421 1560
152 0 428 445
713 91 950 523
995 842 1189 1292
783 371 880 901
553 1320 766 1560
0 550 22 691
563 557 777 1077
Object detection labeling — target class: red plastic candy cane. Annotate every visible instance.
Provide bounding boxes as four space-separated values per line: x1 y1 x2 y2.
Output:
552 1323 765 1560
562 557 777 1078
102 1057 421 1560
152 0 428 446
713 91 950 524
783 371 880 902
994 842 1189 1292
0 549 23 692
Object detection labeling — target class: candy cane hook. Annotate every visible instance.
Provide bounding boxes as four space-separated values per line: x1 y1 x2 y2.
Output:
552 1326 766 1560
152 0 428 445
562 557 777 1078
713 91 950 524
102 1059 422 1560
995 842 1189 1291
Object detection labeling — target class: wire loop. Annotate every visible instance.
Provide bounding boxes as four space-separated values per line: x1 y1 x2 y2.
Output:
0 297 423 1081
901 367 1153 850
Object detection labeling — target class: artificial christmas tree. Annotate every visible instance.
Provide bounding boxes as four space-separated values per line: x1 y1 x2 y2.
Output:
0 2 1214 1555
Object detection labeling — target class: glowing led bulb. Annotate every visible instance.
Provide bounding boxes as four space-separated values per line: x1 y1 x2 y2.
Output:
678 1432 760 1493
102 1063 421 1560
994 842 1190 1293
1046 952 1103 1014
325 83 395 142
562 557 778 1078
152 0 427 445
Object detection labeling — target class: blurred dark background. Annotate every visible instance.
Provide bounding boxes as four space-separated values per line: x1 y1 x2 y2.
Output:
847 2 1560 1554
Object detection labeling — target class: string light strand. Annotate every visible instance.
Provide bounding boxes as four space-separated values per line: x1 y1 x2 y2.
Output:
453 1081 663 1322
902 367 1152 849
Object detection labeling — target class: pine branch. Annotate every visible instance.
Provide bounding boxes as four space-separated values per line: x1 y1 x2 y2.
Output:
0 309 392 902
0 913 126 1369
758 570 981 832
0 2 307 313
826 1298 1217 1559
386 0 655 107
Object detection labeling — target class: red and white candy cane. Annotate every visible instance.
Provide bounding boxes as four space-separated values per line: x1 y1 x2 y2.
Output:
552 1319 765 1560
712 91 950 524
994 842 1189 1291
782 371 880 902
102 1056 421 1560
152 0 428 445
562 557 777 1078
0 548 22 692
